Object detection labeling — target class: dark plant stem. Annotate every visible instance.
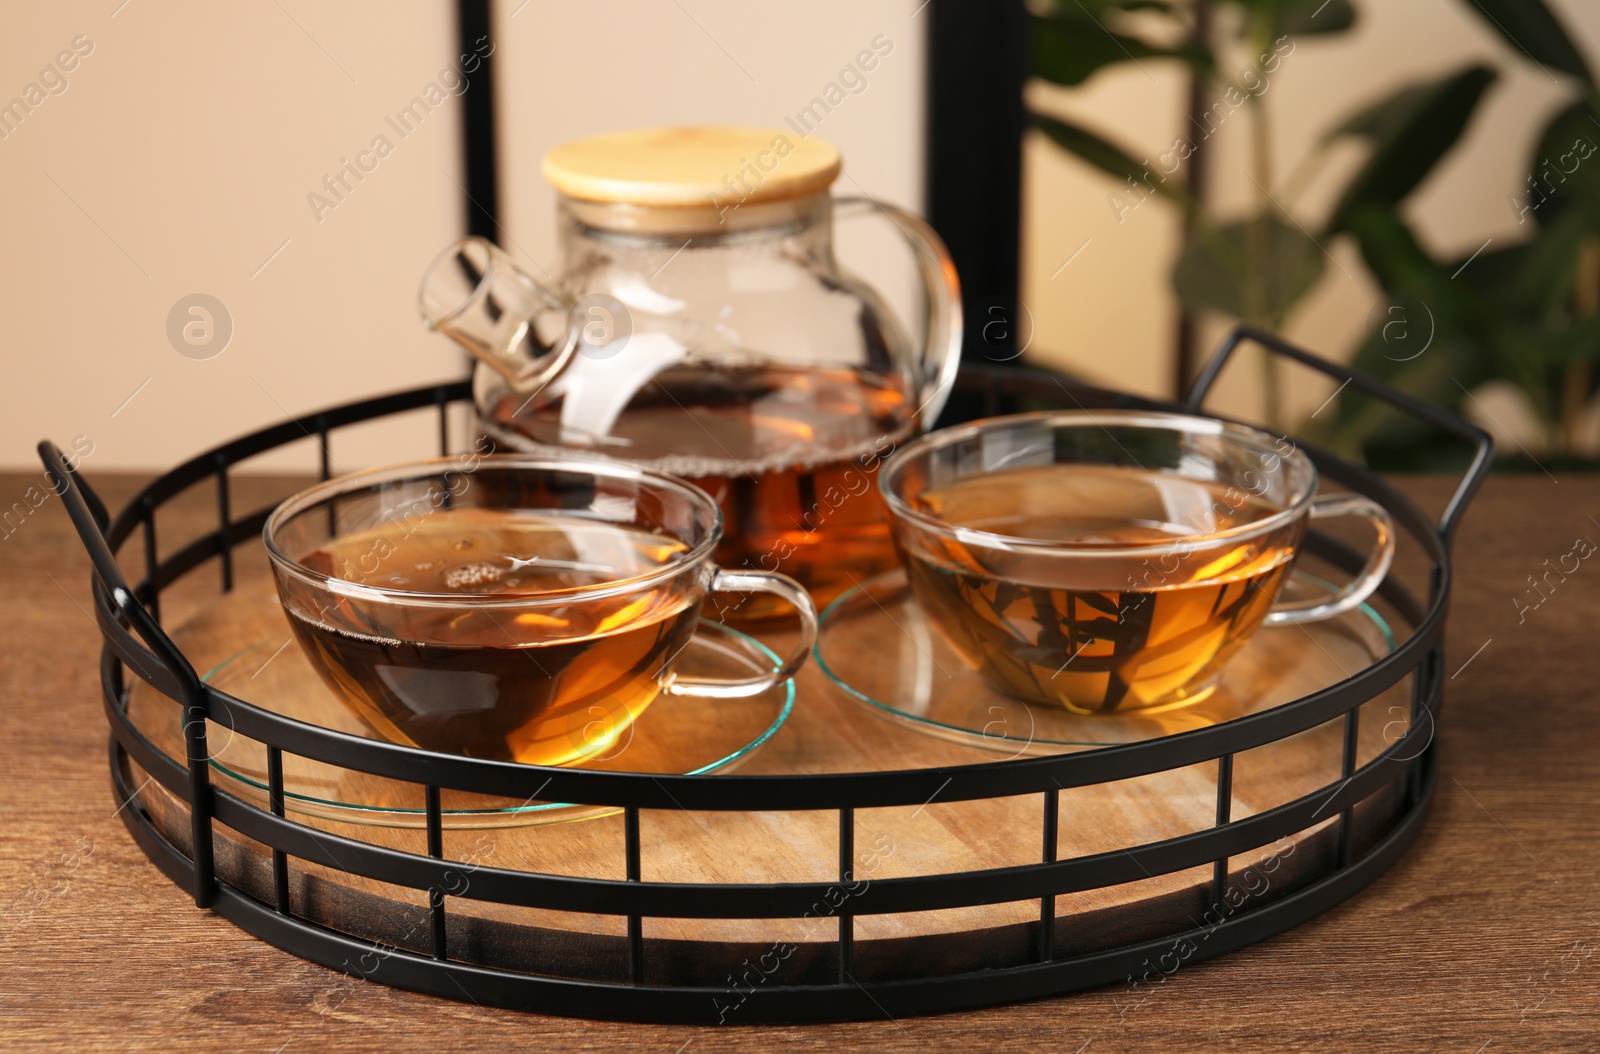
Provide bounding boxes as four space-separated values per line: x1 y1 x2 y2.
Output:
1560 236 1600 454
1560 360 1591 454
1245 12 1281 429
1173 0 1214 401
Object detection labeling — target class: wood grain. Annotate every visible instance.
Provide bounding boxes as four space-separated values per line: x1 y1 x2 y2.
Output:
2 471 1598 1052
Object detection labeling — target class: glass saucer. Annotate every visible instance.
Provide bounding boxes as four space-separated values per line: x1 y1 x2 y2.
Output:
131 583 794 829
813 568 1394 757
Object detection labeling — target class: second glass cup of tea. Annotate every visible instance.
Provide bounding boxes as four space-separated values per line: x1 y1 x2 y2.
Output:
879 410 1395 715
265 455 816 766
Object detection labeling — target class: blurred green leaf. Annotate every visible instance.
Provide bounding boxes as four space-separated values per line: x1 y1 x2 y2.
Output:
1360 207 1600 424
1520 100 1600 227
1330 82 1437 142
1032 113 1196 210
1343 206 1468 312
1231 0 1357 37
1041 0 1178 12
1327 322 1489 469
1453 213 1600 383
1456 0 1592 85
1328 207 1504 461
1503 314 1600 369
1455 209 1587 316
1326 65 1497 234
1348 207 1545 402
1276 0 1356 36
1032 10 1207 87
1171 214 1325 322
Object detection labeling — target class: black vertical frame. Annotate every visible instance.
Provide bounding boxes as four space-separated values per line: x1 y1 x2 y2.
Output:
924 0 1030 368
458 0 500 239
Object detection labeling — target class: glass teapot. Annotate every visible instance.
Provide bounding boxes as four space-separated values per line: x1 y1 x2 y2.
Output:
419 126 962 615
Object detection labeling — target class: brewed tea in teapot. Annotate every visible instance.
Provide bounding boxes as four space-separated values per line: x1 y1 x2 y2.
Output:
420 126 962 615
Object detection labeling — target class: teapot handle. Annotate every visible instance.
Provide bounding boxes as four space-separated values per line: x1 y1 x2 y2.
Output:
418 236 582 397
833 197 964 428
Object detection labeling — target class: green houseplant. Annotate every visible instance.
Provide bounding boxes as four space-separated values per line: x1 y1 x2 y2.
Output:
1330 1 1600 469
1031 0 1600 468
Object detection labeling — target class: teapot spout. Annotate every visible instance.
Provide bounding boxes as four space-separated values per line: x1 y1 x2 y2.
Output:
418 236 579 395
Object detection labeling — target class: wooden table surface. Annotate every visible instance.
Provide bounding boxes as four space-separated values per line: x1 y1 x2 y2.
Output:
2 470 1598 1053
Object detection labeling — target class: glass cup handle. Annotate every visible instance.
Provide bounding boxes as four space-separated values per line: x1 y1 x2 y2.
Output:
1265 493 1396 627
663 570 819 698
832 196 964 426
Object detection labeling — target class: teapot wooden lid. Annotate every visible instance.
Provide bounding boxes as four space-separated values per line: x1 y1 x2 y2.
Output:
542 126 841 207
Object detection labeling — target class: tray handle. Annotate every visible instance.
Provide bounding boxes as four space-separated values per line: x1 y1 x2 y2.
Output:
1185 324 1494 548
36 440 203 696
38 440 217 907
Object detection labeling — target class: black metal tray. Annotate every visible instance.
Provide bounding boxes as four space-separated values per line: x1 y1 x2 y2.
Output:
40 326 1491 1024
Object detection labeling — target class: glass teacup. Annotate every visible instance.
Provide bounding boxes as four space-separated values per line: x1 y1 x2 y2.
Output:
879 410 1394 715
265 455 816 765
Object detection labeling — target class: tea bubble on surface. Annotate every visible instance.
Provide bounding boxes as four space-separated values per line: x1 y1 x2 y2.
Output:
442 560 505 591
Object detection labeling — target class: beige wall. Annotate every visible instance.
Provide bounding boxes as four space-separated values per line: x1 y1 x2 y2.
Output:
1022 0 1600 427
2 2 462 474
1 1 926 472
10 0 1586 473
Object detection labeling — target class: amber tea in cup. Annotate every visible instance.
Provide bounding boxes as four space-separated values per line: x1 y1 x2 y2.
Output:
880 412 1395 715
266 456 816 766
